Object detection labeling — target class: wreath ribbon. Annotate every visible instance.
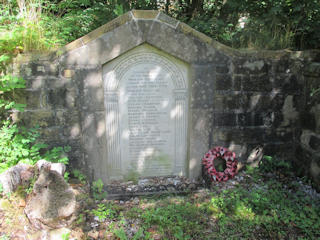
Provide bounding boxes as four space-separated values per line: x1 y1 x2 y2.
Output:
202 146 238 182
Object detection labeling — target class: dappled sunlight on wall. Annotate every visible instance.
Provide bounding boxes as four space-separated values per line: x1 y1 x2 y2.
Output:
103 44 189 179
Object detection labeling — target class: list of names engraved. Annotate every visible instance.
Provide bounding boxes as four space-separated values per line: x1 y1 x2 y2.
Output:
103 44 189 179
121 63 174 173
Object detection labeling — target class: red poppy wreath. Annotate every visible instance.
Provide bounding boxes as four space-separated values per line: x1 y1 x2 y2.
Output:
202 146 238 182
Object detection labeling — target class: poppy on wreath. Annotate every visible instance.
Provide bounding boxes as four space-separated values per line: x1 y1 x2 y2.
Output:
202 146 238 182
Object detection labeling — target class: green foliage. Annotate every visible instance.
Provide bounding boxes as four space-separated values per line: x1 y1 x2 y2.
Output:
61 232 70 240
92 179 107 200
1 0 319 50
259 155 292 175
76 213 85 225
205 179 320 238
113 227 128 240
0 123 44 172
0 121 70 173
141 200 207 239
113 227 143 240
310 87 320 97
91 203 116 221
25 175 36 195
0 0 61 52
0 234 10 240
64 171 70 182
42 146 71 165
171 0 320 50
71 169 87 184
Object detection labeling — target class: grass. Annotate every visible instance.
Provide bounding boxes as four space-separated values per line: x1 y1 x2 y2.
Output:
0 169 319 239
80 170 319 240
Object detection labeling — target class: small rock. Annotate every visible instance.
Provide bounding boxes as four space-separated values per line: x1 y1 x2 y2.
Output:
173 179 181 186
138 179 150 186
179 183 186 190
18 199 26 207
90 221 99 228
88 230 99 239
99 229 107 239
133 197 139 204
166 178 173 184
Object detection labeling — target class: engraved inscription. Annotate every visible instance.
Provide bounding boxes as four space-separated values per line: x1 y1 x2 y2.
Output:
122 66 173 174
103 44 189 179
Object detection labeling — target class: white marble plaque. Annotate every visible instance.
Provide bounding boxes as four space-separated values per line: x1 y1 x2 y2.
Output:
103 44 189 179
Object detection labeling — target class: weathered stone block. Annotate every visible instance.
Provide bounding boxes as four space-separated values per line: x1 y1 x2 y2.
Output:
233 75 242 91
12 89 43 109
55 111 81 140
233 58 270 75
248 93 286 112
134 19 152 42
294 144 320 190
47 87 77 109
55 110 80 126
38 127 62 141
304 62 320 77
264 128 294 142
189 109 212 179
310 135 320 151
63 69 75 78
157 12 179 28
63 123 81 140
19 110 55 127
192 64 215 108
215 74 232 90
242 74 272 91
216 65 229 74
273 59 290 73
81 112 108 182
81 87 104 112
238 112 264 126
25 76 51 90
274 74 302 92
19 64 33 78
177 22 212 45
212 128 264 144
147 21 217 64
132 10 158 19
213 113 237 126
213 94 249 111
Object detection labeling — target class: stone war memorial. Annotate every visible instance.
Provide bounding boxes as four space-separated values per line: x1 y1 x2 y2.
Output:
14 10 320 188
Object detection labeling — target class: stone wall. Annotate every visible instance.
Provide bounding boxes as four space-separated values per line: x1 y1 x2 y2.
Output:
11 10 320 183
295 60 320 190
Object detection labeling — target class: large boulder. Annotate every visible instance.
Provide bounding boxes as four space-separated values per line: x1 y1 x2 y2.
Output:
25 166 77 229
